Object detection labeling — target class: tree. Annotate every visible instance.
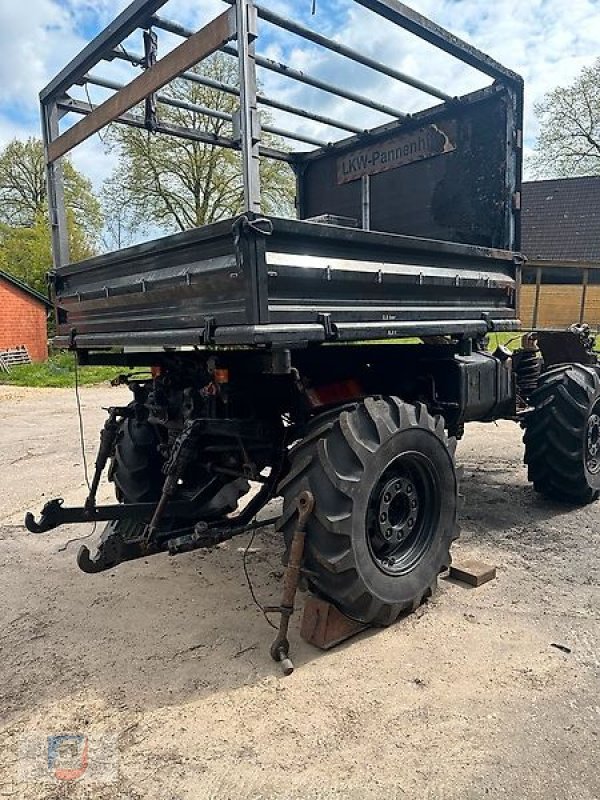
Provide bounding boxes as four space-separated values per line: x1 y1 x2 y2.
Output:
532 58 600 178
0 138 103 242
0 212 95 295
0 138 101 294
103 54 296 238
101 178 139 251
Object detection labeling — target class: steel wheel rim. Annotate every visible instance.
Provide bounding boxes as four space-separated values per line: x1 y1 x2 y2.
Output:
586 402 600 475
367 451 440 576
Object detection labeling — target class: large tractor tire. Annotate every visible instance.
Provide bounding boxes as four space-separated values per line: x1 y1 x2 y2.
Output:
278 397 459 626
524 363 600 505
108 417 164 504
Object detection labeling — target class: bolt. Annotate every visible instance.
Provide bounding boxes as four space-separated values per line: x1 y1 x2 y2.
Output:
384 493 391 503
406 484 413 494
380 512 387 522
408 518 414 528
386 528 392 538
411 499 417 509
395 482 402 491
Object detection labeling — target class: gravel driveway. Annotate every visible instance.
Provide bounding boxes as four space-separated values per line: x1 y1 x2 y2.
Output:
0 384 598 799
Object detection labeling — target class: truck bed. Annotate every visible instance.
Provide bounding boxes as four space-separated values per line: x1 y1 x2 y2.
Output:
52 215 520 351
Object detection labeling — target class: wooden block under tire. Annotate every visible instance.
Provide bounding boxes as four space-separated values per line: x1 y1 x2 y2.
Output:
300 595 368 650
449 560 496 587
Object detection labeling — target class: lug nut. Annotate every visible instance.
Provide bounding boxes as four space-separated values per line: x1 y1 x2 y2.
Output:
380 512 387 522
384 493 391 502
408 518 414 527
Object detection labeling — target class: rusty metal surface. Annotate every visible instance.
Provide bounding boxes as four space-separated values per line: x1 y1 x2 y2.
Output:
336 122 457 185
269 491 314 675
300 88 517 250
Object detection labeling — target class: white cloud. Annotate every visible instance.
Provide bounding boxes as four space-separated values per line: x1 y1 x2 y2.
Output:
0 1 79 106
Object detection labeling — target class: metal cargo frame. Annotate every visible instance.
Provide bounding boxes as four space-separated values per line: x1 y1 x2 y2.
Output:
41 0 524 350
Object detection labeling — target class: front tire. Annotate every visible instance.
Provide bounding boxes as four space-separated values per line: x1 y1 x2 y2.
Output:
524 363 600 504
108 417 164 504
278 397 459 625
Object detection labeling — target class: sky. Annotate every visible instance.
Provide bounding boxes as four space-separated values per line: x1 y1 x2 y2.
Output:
0 0 599 191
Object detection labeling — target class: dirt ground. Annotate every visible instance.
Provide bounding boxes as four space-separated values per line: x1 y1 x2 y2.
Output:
0 384 598 799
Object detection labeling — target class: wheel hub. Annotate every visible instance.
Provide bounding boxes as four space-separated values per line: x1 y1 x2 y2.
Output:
377 477 420 545
367 452 440 577
586 412 600 474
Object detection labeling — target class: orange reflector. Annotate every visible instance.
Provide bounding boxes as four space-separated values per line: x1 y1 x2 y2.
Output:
306 379 363 409
214 368 230 384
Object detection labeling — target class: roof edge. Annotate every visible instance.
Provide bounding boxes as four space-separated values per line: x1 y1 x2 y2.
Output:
0 270 52 308
523 175 600 186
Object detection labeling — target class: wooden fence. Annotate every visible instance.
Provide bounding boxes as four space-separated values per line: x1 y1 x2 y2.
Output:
519 262 600 329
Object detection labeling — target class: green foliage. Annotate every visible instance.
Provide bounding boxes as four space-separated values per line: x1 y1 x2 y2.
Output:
103 54 296 241
532 58 600 178
0 137 103 240
0 213 95 296
0 351 121 388
0 137 101 294
0 217 51 294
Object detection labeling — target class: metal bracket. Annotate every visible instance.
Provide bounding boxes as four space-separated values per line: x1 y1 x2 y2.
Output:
270 490 314 675
143 28 159 132
201 316 217 344
317 312 337 341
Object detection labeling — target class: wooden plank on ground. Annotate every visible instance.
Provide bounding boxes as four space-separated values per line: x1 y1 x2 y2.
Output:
449 560 496 587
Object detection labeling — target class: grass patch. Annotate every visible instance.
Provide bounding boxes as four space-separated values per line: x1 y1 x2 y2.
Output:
0 352 121 388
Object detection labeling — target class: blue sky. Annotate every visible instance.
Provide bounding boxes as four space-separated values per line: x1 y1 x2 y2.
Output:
0 0 599 189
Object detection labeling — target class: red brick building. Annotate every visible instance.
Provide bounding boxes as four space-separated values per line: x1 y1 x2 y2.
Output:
0 270 51 362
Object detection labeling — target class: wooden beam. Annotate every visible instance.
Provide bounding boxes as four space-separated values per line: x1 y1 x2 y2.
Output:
524 259 600 270
56 97 294 162
40 0 171 103
48 8 236 163
580 268 590 324
532 266 542 329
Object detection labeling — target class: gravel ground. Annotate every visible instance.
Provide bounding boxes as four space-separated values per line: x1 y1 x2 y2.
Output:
0 384 598 799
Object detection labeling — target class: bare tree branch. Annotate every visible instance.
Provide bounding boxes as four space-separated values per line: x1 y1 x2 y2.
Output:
531 58 600 178
102 54 295 240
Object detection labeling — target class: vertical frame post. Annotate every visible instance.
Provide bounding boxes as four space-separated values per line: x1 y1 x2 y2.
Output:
532 266 542 329
361 175 371 231
514 258 522 325
580 267 590 325
41 101 70 268
235 0 261 213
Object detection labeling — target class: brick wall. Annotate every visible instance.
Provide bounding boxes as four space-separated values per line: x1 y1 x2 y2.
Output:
0 279 48 362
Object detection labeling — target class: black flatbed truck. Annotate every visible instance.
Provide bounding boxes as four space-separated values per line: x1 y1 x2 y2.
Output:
28 0 600 631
